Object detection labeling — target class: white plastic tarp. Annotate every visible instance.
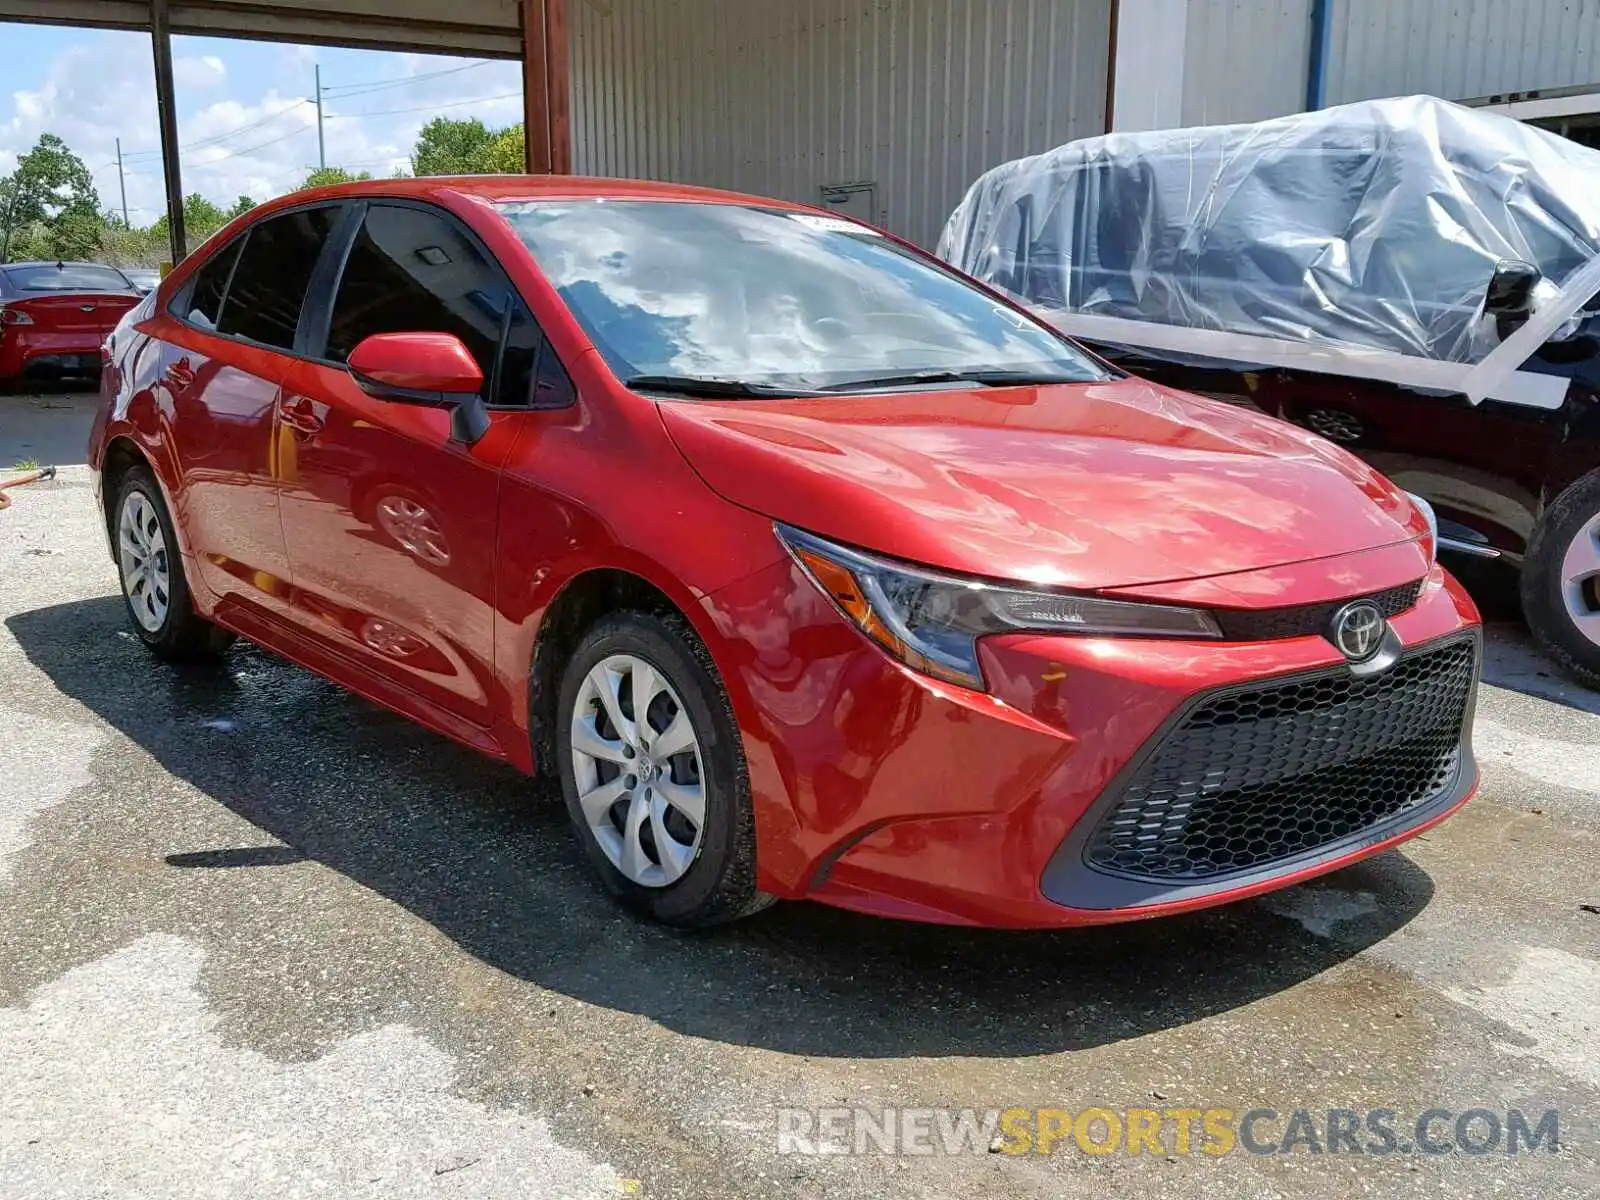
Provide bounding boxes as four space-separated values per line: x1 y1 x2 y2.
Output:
937 96 1600 408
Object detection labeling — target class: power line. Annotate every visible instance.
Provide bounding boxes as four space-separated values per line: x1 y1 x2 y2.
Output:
123 99 311 160
320 60 491 98
192 124 315 163
326 91 522 120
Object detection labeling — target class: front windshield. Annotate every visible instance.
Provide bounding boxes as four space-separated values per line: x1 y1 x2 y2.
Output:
498 199 1107 392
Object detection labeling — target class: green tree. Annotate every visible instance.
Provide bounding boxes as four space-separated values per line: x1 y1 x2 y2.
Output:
227 195 257 218
301 166 371 190
484 125 526 174
148 193 232 257
0 133 104 262
412 117 499 175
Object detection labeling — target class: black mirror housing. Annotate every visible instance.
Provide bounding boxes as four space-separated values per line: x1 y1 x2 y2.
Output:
348 371 492 447
1485 260 1541 315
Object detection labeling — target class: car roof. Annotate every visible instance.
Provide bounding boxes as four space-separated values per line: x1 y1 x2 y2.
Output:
243 174 816 223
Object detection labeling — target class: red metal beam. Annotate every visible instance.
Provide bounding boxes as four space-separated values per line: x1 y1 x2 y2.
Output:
521 0 570 174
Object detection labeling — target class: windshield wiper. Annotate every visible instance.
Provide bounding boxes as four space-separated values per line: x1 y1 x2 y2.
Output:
818 368 1092 393
624 374 822 399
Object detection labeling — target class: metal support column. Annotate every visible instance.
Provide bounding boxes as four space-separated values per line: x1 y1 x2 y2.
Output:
1306 0 1334 111
522 0 571 174
150 0 186 265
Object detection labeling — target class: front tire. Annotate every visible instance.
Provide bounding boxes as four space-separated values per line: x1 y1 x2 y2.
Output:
1522 468 1600 689
555 611 770 928
113 467 234 662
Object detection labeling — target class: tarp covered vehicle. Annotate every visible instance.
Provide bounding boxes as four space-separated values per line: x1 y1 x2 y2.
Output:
940 95 1600 687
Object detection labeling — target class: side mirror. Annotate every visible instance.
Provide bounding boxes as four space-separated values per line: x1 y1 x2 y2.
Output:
1485 260 1541 315
1484 260 1542 342
347 332 489 444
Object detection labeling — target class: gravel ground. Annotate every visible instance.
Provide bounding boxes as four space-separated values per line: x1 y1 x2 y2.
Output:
1 392 1597 1199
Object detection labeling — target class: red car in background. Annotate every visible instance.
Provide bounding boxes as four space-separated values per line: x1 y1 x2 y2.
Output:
89 178 1481 930
0 261 141 385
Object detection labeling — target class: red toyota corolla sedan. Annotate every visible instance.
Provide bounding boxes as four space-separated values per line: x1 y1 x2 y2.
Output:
89 178 1482 929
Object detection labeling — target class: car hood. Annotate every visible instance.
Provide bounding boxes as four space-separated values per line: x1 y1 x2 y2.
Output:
658 377 1426 591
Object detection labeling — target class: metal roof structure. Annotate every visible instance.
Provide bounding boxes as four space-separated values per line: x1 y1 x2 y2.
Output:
0 0 526 57
0 0 569 263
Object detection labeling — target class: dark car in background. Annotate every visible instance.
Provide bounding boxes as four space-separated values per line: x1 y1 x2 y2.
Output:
0 261 141 385
123 268 162 296
941 95 1600 687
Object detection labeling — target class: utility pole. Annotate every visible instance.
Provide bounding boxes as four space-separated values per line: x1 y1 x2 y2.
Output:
315 64 326 170
115 138 130 228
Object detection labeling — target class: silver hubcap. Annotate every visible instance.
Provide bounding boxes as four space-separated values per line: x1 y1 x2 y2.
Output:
570 653 706 888
117 490 170 633
1560 509 1600 649
376 495 450 566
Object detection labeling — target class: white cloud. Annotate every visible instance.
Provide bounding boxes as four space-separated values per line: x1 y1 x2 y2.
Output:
1 32 523 229
173 54 227 89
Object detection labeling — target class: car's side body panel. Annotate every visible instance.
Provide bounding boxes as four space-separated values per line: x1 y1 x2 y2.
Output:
275 356 515 728
138 312 297 620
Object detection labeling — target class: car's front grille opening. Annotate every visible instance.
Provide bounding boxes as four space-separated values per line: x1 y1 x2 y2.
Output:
1084 637 1477 882
1211 578 1424 642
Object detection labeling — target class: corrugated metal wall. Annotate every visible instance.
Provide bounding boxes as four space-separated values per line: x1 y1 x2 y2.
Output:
569 0 1112 248
1325 0 1600 104
1181 0 1312 125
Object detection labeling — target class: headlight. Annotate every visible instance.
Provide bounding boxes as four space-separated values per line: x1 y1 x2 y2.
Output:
777 524 1222 691
1406 492 1438 565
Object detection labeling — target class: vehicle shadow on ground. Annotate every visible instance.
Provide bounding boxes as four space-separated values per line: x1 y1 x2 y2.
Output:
10 596 1437 1060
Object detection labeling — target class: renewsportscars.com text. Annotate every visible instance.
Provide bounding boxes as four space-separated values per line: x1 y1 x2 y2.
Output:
776 1106 1561 1157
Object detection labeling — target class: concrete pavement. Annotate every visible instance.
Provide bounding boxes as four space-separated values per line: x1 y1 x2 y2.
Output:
1 395 1596 1198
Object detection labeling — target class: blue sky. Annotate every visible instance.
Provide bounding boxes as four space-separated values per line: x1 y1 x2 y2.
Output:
0 23 525 225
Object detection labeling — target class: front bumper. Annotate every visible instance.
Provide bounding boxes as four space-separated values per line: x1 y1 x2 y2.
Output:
702 557 1481 928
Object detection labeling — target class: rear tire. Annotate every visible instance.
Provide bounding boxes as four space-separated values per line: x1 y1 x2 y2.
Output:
1521 468 1600 689
113 467 234 662
554 610 772 928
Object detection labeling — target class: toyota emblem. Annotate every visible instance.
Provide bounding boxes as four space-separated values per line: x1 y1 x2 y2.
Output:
1329 600 1386 662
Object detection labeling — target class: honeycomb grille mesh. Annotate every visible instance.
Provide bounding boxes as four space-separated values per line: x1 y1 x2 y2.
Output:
1085 638 1477 882
1212 579 1424 642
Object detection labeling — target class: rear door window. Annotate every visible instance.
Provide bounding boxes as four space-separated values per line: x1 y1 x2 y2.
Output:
324 203 564 408
181 240 242 330
216 206 338 350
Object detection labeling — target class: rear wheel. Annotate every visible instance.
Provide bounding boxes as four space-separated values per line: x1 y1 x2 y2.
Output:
555 611 771 927
113 467 234 662
1522 468 1600 689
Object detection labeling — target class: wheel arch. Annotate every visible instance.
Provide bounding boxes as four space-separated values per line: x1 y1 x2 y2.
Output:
98 434 199 573
527 565 709 777
99 436 155 556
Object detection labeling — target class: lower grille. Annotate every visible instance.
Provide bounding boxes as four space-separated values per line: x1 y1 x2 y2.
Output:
1085 637 1478 882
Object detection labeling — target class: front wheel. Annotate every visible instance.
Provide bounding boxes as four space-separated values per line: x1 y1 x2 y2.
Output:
1521 468 1600 689
554 611 771 927
113 467 235 662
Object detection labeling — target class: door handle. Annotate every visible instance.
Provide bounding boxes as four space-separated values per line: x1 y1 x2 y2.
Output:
279 396 325 436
